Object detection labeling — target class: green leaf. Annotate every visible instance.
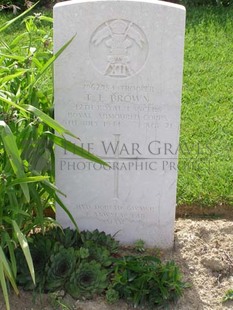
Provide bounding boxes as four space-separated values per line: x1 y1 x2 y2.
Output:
24 105 78 139
7 190 20 216
0 2 39 32
10 32 28 47
46 132 109 166
39 175 65 197
0 93 28 114
0 246 19 296
26 35 76 90
12 221 35 285
29 185 44 232
31 57 43 69
0 247 14 284
5 234 17 278
0 121 30 202
8 176 50 187
0 69 29 84
32 170 65 196
39 16 53 23
223 289 233 302
0 53 26 62
0 260 10 310
54 193 79 232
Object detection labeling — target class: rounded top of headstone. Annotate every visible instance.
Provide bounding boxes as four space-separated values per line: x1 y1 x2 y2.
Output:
54 0 185 13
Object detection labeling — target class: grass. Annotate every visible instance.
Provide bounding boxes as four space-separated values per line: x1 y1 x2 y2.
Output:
178 7 233 206
0 9 54 101
0 12 24 38
0 6 232 208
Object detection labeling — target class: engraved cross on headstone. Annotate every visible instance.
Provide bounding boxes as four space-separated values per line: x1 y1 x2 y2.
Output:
113 134 120 199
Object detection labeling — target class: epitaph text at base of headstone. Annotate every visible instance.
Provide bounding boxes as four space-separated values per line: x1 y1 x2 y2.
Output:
54 0 186 248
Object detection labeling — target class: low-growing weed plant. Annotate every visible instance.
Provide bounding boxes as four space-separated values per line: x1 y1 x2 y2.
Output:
15 228 185 308
222 289 233 302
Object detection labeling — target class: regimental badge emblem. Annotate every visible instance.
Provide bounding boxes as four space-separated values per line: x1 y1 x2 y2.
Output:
89 19 149 78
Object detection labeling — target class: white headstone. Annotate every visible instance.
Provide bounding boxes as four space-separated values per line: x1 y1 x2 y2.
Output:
54 0 186 248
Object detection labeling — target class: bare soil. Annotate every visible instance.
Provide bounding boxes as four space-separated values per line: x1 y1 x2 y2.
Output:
0 218 233 310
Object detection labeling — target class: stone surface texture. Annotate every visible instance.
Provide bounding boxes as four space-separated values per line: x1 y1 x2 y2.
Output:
54 0 186 248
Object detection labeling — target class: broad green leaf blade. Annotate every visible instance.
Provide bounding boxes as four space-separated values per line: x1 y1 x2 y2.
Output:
10 32 28 46
26 35 76 90
46 132 109 166
24 105 78 139
0 2 39 32
5 234 17 278
0 246 19 295
29 185 44 232
0 93 28 114
0 53 26 62
34 172 66 196
12 221 35 285
0 261 10 310
3 211 30 221
0 247 14 283
31 57 43 69
0 69 29 84
0 121 30 202
8 176 50 187
54 193 79 232
39 16 53 23
7 190 19 217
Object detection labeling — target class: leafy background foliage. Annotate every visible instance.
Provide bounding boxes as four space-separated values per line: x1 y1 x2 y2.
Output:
0 7 106 309
180 0 232 6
